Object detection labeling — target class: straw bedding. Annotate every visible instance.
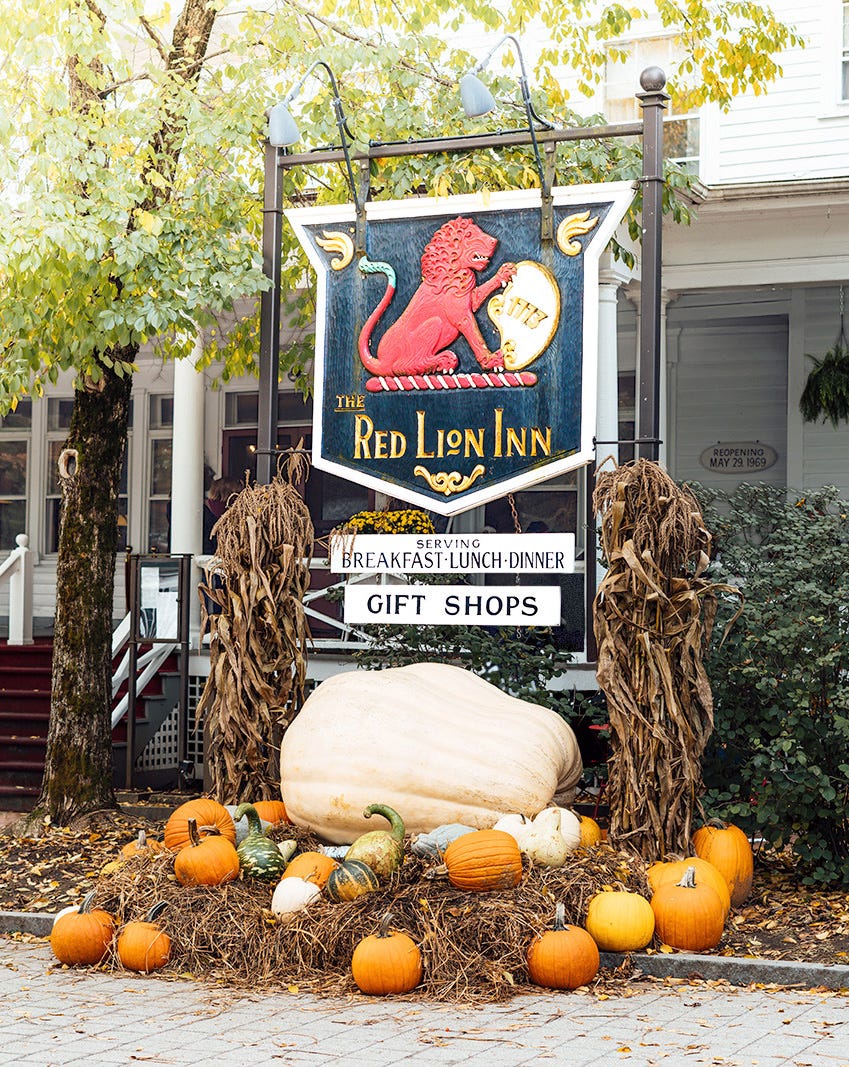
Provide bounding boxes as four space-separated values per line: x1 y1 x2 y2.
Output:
92 830 650 1002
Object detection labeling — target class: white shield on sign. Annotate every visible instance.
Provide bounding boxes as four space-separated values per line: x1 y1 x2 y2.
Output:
487 260 561 371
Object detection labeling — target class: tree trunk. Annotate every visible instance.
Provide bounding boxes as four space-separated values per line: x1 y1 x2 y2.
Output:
36 356 134 823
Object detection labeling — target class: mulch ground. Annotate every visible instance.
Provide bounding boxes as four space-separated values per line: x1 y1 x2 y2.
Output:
1 798 847 972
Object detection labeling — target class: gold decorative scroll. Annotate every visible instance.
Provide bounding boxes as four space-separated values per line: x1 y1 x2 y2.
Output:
556 210 599 257
316 230 354 270
413 464 486 496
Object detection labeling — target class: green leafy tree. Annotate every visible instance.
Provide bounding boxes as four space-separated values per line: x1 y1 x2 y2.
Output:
0 0 801 823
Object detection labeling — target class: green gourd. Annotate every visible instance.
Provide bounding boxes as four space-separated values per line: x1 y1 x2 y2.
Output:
344 803 405 880
325 859 380 902
233 802 288 882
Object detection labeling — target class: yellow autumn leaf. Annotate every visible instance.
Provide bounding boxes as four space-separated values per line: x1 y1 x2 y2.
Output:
135 210 164 236
145 169 169 190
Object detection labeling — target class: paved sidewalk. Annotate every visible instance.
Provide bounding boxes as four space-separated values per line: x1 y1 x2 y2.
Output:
1 938 847 1066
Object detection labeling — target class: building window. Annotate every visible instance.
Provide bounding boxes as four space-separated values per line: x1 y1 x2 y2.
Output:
605 35 700 173
222 390 371 538
843 1 849 100
0 400 31 551
148 395 172 553
618 371 637 464
44 398 131 553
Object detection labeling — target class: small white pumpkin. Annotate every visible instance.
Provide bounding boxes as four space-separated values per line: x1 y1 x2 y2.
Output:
271 876 321 917
546 806 582 853
522 808 570 868
278 839 298 863
492 813 531 849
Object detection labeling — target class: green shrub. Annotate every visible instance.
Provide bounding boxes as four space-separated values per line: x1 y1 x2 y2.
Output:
695 483 849 885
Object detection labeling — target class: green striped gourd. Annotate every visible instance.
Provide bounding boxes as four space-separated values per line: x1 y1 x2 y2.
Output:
325 859 380 902
233 802 288 882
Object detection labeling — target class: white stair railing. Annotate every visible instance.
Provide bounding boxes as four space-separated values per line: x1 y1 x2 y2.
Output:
109 611 177 728
0 533 33 645
302 560 412 650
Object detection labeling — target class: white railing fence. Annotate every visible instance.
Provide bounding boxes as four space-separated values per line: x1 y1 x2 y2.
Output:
110 611 177 729
0 534 33 645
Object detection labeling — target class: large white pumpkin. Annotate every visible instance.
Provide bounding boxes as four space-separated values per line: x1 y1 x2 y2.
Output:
280 662 582 843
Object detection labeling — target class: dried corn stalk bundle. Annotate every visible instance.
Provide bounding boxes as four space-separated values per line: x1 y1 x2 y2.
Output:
593 460 736 859
197 474 313 803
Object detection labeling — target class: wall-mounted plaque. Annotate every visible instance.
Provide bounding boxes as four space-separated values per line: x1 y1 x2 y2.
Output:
699 442 778 474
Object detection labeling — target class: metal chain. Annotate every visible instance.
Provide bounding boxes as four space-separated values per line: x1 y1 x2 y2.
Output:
507 493 522 535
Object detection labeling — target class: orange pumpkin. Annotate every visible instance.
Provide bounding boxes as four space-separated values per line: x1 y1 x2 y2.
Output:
173 818 240 886
120 829 164 859
527 903 600 989
352 913 423 995
650 865 725 951
164 798 236 852
442 829 522 892
50 891 115 966
578 816 603 848
117 902 171 973
692 822 753 906
647 857 731 918
281 850 337 887
252 800 289 825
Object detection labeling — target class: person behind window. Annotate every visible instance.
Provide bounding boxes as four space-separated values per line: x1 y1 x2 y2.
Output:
202 477 241 620
203 476 241 556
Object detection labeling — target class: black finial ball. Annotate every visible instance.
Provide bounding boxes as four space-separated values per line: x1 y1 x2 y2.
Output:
640 66 667 92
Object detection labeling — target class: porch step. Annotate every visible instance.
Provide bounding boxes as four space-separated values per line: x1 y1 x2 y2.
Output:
0 711 51 738
0 690 52 716
0 666 51 690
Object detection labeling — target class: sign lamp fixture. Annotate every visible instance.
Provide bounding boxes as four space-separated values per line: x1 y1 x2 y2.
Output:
267 60 360 210
460 34 554 195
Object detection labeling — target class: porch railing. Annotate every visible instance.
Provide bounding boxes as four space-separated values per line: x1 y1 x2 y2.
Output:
0 534 33 645
302 559 410 651
110 612 177 729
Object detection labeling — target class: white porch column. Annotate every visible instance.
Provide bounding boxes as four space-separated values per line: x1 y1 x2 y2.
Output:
597 255 632 470
170 335 206 638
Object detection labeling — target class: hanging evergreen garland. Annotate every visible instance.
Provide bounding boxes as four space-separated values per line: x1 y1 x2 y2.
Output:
800 285 849 427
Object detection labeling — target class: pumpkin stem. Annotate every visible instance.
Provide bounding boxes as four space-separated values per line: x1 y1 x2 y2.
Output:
137 829 147 849
146 901 168 924
377 912 395 938
187 818 201 848
233 802 263 837
553 901 566 931
79 889 98 914
362 803 405 843
676 865 698 889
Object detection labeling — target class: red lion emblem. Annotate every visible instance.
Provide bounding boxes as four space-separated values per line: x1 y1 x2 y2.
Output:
357 216 516 377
